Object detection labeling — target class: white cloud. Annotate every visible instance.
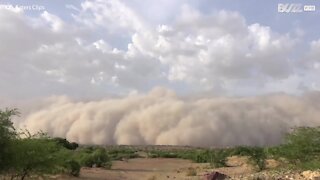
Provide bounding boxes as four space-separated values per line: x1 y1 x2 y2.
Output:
0 0 317 100
127 7 297 93
73 0 146 33
41 11 64 32
309 39 320 64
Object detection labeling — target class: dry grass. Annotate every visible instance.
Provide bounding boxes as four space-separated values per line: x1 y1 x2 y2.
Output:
186 167 197 176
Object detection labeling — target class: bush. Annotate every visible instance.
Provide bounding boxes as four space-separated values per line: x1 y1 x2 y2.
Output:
281 127 320 163
148 150 175 158
297 159 320 170
248 147 266 171
194 150 211 163
0 108 102 179
0 108 19 172
8 138 66 179
231 146 266 171
79 148 111 168
80 154 95 167
53 137 79 150
91 148 110 167
212 150 228 168
108 148 139 160
194 149 228 167
65 160 80 177
232 146 255 156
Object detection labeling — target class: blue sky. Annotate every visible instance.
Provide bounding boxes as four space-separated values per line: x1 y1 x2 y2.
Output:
0 0 320 100
5 0 320 41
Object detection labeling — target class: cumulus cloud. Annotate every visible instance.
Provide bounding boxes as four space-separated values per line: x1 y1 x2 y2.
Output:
0 6 163 99
73 0 146 33
132 8 296 88
0 0 317 99
18 87 320 147
297 39 320 92
308 39 320 65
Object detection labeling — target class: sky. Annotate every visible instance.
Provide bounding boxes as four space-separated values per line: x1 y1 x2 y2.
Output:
0 0 320 100
1 0 320 146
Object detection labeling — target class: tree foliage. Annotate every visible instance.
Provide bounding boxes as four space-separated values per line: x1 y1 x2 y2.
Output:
280 126 320 167
53 137 79 150
0 108 83 179
0 108 19 172
8 138 63 179
79 148 111 169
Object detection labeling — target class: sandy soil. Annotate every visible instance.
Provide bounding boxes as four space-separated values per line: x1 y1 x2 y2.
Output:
58 156 255 180
57 158 208 180
18 156 318 180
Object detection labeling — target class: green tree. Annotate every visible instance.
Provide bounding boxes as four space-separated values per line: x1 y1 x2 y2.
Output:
8 137 64 179
0 108 19 172
0 108 80 179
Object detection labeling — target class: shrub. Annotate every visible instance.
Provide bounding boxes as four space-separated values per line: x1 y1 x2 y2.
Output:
297 159 320 170
189 149 228 168
80 154 95 167
0 108 19 172
148 150 178 159
281 127 320 163
232 146 255 156
53 137 79 150
108 148 139 160
91 148 110 167
248 147 266 171
186 167 197 176
194 150 211 163
210 150 228 168
79 148 111 168
65 160 80 177
231 146 266 171
8 138 66 179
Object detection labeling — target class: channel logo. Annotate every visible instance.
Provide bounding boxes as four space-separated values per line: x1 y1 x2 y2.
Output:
278 3 303 13
278 3 316 13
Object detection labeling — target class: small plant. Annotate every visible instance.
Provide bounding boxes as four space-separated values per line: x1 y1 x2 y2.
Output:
210 150 228 168
65 160 80 177
79 148 112 168
108 148 139 160
248 147 266 171
231 146 266 171
186 167 197 176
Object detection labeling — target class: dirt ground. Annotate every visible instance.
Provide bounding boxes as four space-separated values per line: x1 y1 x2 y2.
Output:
59 158 203 180
58 156 255 180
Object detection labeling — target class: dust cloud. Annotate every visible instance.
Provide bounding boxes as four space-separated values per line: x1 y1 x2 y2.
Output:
18 88 320 147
